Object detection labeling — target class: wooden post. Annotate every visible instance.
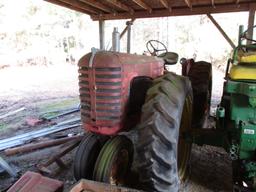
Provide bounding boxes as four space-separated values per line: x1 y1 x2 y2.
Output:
99 20 105 50
247 7 255 45
207 14 236 49
126 21 132 53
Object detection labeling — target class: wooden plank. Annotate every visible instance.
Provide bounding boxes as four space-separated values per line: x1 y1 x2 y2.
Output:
79 0 112 13
91 3 254 20
70 179 142 192
159 0 168 9
58 0 99 14
44 0 91 15
159 0 172 12
0 107 25 120
184 0 192 9
247 6 255 44
105 0 134 14
207 14 236 49
4 135 82 156
132 0 152 13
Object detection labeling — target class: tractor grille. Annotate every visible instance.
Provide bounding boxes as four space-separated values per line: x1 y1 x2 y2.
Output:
78 66 123 126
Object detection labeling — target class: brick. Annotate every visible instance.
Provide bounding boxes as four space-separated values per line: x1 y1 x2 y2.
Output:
7 171 63 192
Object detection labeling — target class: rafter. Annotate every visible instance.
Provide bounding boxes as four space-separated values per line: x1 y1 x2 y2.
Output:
91 3 255 20
184 0 192 9
58 0 99 14
132 0 152 13
105 0 134 14
207 14 235 48
159 0 172 12
79 0 112 13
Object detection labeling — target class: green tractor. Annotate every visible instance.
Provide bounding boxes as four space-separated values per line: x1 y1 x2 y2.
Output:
74 25 256 192
186 25 256 191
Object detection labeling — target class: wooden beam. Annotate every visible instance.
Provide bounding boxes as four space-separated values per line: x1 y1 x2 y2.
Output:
159 0 172 12
99 20 105 50
79 0 112 13
211 0 215 8
207 14 236 49
159 0 168 9
91 3 255 20
120 19 136 38
132 0 152 13
58 0 99 14
184 0 192 9
105 0 134 14
247 7 255 44
44 0 91 15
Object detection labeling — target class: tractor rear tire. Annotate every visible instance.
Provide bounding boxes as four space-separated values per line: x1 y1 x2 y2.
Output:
73 132 107 181
136 72 193 192
188 61 212 128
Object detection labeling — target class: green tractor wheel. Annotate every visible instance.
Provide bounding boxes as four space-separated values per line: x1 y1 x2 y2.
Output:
93 135 134 185
73 132 107 181
136 72 193 192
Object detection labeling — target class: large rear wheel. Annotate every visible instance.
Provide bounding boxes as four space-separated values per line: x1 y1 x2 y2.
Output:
188 61 212 128
136 72 193 192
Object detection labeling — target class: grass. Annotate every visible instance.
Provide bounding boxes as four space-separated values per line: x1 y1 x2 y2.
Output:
0 123 7 131
38 97 79 117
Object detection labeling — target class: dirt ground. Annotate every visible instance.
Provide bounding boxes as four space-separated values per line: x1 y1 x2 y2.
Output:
0 65 231 192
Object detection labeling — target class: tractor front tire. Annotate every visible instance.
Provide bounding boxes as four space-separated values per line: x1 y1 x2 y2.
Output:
136 72 193 192
93 135 134 185
73 132 107 181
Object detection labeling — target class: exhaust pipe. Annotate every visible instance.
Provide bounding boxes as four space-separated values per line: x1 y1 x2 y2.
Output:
112 27 120 52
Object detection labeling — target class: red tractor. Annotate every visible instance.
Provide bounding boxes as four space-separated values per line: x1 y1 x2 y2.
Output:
73 40 212 192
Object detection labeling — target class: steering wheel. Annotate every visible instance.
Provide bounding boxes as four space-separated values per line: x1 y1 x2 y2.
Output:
146 40 168 56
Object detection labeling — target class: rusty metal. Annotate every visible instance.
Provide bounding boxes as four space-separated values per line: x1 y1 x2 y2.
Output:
70 179 143 192
0 156 17 177
4 135 83 156
181 58 194 76
37 139 81 174
7 171 63 192
109 18 135 51
78 51 163 135
0 118 81 151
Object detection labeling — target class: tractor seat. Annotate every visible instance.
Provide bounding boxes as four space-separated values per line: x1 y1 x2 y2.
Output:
158 52 179 65
230 64 256 80
238 51 256 63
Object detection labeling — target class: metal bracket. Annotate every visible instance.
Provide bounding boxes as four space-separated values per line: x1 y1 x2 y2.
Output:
89 47 100 68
